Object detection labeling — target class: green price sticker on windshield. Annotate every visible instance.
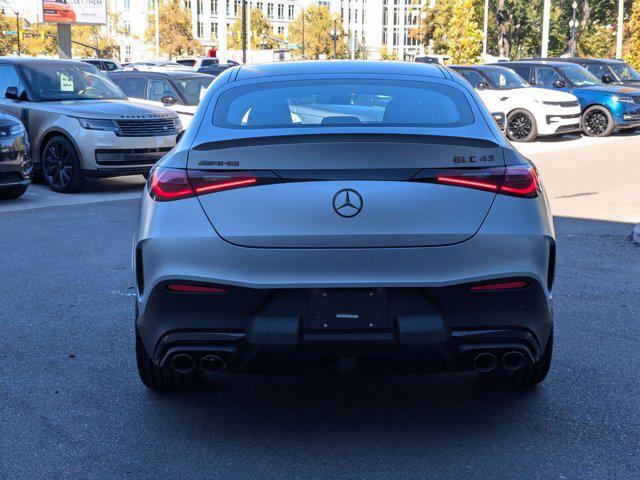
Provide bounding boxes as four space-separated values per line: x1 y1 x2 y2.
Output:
60 73 74 92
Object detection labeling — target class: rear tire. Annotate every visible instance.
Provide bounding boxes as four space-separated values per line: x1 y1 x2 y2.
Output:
488 329 553 389
135 303 197 391
507 109 538 142
0 185 28 199
581 106 614 137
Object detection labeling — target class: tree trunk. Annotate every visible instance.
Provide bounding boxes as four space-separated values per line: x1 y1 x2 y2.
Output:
496 0 510 58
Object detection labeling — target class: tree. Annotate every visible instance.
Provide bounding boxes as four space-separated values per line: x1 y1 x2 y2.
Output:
287 6 346 59
145 0 202 58
448 0 483 63
228 8 273 49
626 0 640 68
410 0 482 63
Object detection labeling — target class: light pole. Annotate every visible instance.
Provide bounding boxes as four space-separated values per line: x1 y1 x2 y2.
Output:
616 0 624 59
1 7 20 56
541 0 550 57
482 0 488 58
331 19 338 59
241 0 247 63
154 0 159 58
569 1 578 57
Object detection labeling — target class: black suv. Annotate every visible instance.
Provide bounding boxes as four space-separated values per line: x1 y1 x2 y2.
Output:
0 112 31 199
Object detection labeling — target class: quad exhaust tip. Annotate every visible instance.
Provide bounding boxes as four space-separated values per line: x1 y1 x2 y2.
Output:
501 351 526 371
200 354 226 375
472 352 498 373
171 353 196 374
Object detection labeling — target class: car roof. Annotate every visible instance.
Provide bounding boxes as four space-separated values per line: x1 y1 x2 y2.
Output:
546 57 626 65
235 60 447 80
0 57 88 66
112 69 210 79
451 64 510 71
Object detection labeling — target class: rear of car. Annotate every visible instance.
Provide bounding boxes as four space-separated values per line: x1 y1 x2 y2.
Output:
0 113 31 199
134 62 555 390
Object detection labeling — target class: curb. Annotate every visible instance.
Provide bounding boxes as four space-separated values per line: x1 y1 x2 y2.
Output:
634 224 640 245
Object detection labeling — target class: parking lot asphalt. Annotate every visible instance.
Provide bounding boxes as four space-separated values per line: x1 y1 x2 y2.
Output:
2 135 639 479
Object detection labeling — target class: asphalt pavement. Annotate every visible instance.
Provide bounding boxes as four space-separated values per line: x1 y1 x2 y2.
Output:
1 135 639 479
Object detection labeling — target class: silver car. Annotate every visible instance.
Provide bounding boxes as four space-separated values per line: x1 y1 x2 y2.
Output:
0 58 181 193
134 61 555 390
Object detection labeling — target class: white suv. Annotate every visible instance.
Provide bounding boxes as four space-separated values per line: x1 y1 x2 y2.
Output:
452 65 581 142
0 58 182 192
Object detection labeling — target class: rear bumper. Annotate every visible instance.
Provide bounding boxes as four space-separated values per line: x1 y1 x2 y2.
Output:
134 188 556 371
140 280 552 373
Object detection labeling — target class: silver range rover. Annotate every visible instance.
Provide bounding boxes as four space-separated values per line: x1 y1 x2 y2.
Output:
0 58 182 193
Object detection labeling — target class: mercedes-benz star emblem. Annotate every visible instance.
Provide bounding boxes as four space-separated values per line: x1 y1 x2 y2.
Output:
332 189 363 218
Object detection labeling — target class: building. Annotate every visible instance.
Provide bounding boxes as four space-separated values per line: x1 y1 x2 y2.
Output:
190 0 426 61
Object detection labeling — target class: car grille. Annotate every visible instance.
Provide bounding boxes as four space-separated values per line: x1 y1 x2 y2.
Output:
115 118 177 137
95 147 172 166
543 100 580 108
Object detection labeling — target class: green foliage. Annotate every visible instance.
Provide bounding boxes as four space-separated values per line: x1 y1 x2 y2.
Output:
228 8 273 49
411 0 482 63
625 0 640 68
287 6 346 59
145 0 202 58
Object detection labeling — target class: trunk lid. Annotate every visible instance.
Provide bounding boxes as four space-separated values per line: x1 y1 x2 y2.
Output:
188 134 504 248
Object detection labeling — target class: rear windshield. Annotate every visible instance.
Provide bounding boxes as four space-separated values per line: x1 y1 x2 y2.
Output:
212 80 474 129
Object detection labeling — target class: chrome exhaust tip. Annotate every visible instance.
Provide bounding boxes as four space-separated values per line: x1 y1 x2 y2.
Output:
200 354 226 375
171 353 196 374
472 352 498 373
501 351 526 371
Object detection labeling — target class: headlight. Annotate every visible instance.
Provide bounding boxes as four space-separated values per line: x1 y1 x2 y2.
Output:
9 123 24 136
174 116 183 132
76 117 119 132
613 95 635 104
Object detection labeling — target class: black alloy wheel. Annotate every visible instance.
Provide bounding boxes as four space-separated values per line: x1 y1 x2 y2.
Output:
42 136 85 193
581 106 614 137
507 110 537 142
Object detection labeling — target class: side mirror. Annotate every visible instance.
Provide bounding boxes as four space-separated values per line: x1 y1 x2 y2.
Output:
476 81 489 90
5 86 19 100
160 95 176 106
601 74 615 84
552 79 567 88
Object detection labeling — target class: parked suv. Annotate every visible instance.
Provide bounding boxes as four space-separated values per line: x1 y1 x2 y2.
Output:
0 58 182 193
108 70 213 128
0 112 31 199
451 65 581 141
80 58 122 72
546 57 640 88
496 60 640 137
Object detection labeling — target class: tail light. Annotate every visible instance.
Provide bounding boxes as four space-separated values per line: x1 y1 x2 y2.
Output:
148 168 278 202
166 283 227 293
469 280 529 291
415 165 541 198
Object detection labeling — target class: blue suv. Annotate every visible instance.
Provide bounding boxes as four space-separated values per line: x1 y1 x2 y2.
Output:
496 60 640 136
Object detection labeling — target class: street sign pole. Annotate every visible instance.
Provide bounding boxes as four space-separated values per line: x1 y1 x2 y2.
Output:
57 23 72 59
541 0 550 57
616 0 624 59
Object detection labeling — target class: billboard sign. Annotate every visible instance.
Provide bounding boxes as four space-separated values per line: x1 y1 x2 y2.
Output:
42 0 107 25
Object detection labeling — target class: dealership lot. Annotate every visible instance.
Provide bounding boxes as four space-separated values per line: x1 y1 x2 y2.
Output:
1 134 639 479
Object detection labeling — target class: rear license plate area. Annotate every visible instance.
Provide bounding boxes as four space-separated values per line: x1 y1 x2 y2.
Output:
308 289 388 330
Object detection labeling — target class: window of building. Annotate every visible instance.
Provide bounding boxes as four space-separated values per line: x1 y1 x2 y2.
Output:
211 22 218 38
226 0 231 15
256 1 263 11
210 0 217 14
184 0 191 10
124 0 130 10
277 26 284 36
277 3 284 19
234 0 241 16
288 4 294 19
197 20 204 37
267 3 274 18
197 0 203 15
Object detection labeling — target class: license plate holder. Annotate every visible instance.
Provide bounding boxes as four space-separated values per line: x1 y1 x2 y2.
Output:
308 289 388 330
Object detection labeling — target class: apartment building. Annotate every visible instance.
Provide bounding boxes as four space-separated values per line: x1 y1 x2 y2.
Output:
190 0 425 60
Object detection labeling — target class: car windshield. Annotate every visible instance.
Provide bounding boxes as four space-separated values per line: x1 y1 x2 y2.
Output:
482 68 529 89
610 63 640 81
21 62 125 101
559 65 601 87
213 79 474 129
174 77 213 105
